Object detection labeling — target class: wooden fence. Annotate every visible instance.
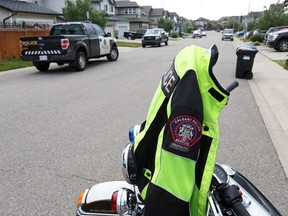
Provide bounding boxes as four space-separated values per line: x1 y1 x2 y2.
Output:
0 29 50 61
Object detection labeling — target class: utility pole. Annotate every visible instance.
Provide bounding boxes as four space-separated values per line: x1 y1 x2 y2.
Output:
245 0 251 37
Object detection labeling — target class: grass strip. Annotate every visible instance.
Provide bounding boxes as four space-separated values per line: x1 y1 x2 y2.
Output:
0 59 32 72
117 41 141 48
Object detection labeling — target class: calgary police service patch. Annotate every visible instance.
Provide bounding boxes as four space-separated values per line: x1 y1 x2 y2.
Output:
170 115 202 149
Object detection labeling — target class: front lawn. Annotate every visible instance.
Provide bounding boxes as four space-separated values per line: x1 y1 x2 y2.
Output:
0 59 32 72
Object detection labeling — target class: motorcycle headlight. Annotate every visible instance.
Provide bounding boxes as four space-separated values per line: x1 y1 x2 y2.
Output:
121 143 137 185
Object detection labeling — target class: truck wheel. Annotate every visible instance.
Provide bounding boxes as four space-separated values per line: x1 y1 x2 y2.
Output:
107 45 119 61
142 43 146 48
127 36 133 40
34 62 50 71
276 39 288 52
75 51 87 71
158 40 162 47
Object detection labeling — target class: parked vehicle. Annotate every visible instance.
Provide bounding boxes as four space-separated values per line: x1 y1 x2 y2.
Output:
202 31 207 36
192 29 202 38
236 30 245 37
123 28 147 40
76 45 281 216
245 30 254 38
264 26 288 44
267 28 288 52
222 28 234 41
141 28 168 48
20 22 119 72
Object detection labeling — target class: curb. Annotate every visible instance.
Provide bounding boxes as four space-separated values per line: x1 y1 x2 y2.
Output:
233 38 288 178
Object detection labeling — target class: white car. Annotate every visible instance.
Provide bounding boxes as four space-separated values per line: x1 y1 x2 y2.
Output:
192 30 202 38
222 29 234 41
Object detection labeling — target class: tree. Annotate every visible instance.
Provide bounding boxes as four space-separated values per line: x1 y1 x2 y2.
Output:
157 17 173 33
63 0 107 28
255 1 288 30
183 22 194 33
224 18 241 31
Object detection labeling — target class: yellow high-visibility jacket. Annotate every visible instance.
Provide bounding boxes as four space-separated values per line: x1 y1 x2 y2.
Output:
134 45 230 216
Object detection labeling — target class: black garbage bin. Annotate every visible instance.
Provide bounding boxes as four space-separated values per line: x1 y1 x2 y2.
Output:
235 45 258 79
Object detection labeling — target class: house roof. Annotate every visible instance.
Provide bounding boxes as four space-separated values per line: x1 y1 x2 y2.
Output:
91 0 116 5
107 15 130 21
0 0 62 15
126 17 151 23
141 6 152 17
248 11 262 18
169 12 179 18
115 0 139 8
149 8 165 17
195 17 209 21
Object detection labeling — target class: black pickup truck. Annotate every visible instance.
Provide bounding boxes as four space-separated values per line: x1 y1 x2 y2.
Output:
123 28 146 40
267 28 288 52
20 22 119 71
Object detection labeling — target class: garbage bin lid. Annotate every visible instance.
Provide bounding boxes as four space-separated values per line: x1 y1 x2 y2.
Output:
236 45 258 52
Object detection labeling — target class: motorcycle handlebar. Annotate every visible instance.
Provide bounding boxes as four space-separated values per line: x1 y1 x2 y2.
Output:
226 81 239 93
217 183 251 216
232 200 251 216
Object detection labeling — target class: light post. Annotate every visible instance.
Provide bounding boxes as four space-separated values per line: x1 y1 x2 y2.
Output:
245 0 251 37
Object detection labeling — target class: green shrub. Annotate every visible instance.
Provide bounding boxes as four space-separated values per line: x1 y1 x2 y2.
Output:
250 34 264 43
253 41 261 46
171 32 179 38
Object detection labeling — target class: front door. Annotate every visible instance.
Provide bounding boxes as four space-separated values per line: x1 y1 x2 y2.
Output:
94 24 111 56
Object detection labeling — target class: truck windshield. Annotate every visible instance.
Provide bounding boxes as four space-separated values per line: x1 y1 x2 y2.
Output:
50 24 84 35
223 29 233 34
145 29 160 34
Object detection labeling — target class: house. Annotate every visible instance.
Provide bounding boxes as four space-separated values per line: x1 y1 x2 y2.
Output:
285 0 288 14
194 17 208 30
90 0 130 38
148 8 166 28
0 0 62 28
115 0 151 32
168 12 180 32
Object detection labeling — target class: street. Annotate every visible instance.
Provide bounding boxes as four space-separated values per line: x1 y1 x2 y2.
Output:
0 31 287 215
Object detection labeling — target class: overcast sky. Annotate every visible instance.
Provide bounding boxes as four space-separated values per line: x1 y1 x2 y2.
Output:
134 0 281 20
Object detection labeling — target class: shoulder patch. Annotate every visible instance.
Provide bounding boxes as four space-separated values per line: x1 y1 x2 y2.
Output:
161 63 179 97
170 115 202 148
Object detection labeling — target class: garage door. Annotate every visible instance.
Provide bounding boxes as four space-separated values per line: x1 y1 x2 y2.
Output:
105 26 114 37
118 26 128 39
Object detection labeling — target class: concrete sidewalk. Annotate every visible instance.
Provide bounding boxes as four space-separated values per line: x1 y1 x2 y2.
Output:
233 38 288 178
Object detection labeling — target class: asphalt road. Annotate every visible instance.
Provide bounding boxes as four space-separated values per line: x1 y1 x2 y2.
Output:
1 31 287 215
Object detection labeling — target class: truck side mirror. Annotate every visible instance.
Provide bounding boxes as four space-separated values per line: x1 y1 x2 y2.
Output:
106 32 111 37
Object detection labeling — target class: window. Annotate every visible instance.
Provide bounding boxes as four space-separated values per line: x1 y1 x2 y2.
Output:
124 8 137 14
50 24 84 36
86 25 97 35
110 5 114 13
93 24 105 36
104 4 108 12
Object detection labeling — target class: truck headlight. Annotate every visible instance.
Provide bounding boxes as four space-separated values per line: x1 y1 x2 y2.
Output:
272 33 279 41
155 36 160 40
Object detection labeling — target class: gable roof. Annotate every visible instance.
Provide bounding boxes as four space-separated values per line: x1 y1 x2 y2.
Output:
149 8 165 17
141 6 152 16
115 0 139 8
0 0 61 15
